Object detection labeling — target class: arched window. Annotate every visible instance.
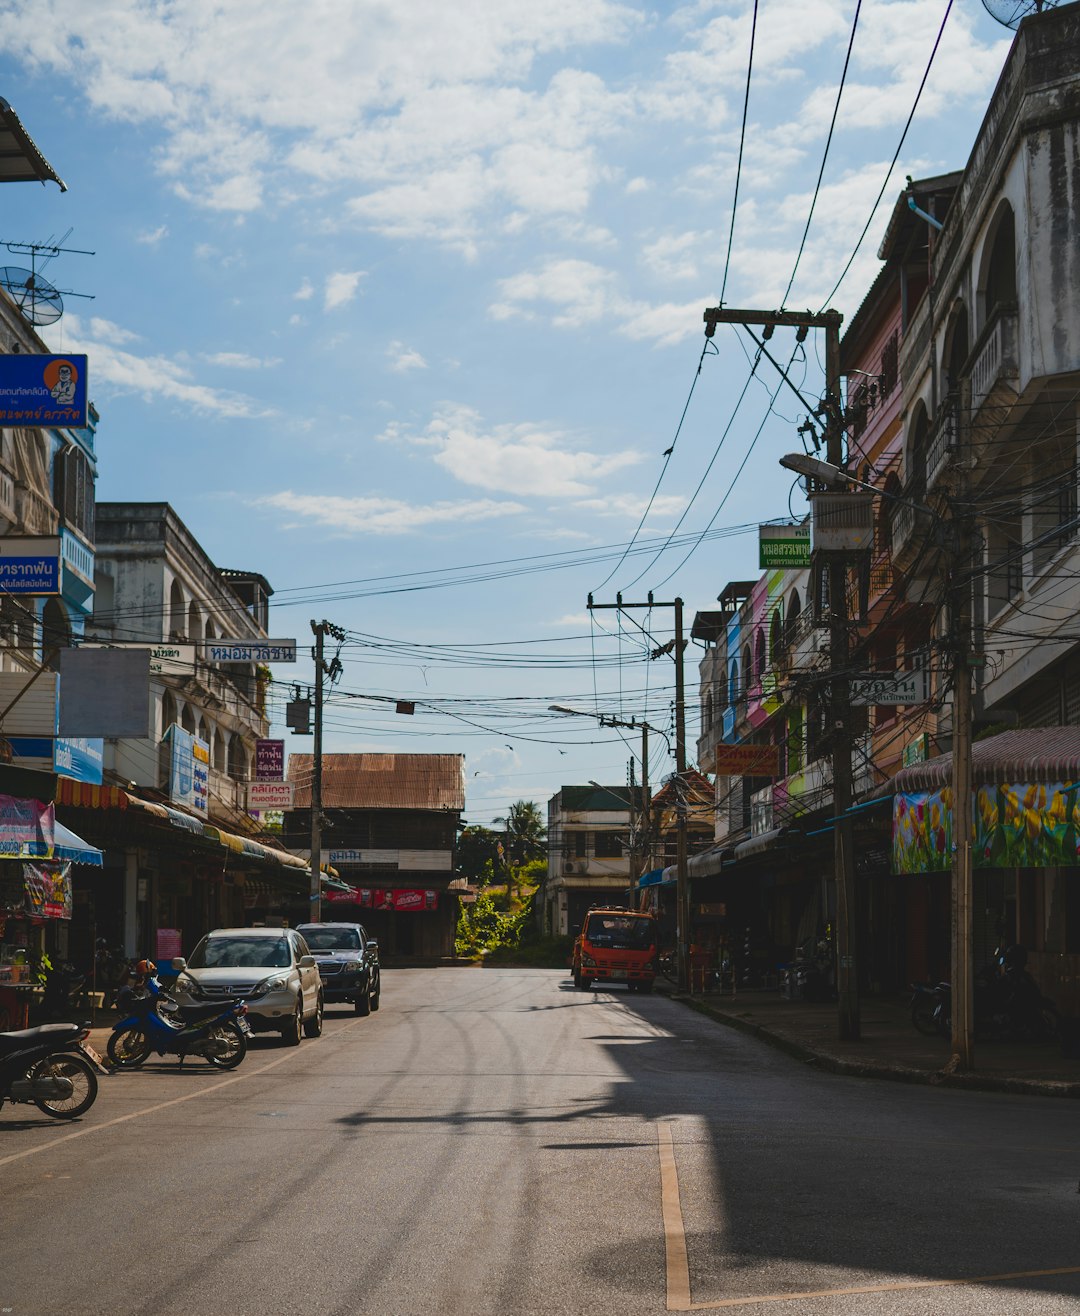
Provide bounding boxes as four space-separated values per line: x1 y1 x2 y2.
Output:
181 703 197 735
729 659 740 705
169 580 185 638
212 726 225 771
205 617 215 642
704 690 714 731
742 643 752 691
227 735 247 779
785 589 802 648
197 716 209 747
983 205 1017 319
161 690 178 737
754 628 766 681
943 305 969 397
907 403 930 498
187 601 202 641
769 608 783 664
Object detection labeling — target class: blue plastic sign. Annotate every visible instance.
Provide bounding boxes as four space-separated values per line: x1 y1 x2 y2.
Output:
0 535 60 594
167 724 209 816
0 354 88 428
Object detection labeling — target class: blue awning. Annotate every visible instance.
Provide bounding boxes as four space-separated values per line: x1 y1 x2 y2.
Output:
53 819 103 867
637 868 667 888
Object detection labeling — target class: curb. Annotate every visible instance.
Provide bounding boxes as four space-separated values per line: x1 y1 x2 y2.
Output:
672 993 1080 1101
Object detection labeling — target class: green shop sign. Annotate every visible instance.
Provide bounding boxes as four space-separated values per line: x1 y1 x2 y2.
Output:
759 524 810 570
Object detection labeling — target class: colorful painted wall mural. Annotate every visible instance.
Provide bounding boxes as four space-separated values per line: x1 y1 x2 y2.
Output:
893 782 1080 873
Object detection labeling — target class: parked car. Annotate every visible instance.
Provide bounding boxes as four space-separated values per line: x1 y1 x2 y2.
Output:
296 922 381 1016
172 927 323 1045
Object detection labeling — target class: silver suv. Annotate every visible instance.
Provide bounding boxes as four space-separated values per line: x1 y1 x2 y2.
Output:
173 927 323 1046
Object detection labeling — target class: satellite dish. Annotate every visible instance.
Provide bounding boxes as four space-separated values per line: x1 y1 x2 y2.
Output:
981 0 1060 30
0 265 65 326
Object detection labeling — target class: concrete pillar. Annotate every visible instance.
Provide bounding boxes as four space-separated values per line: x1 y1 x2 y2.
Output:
123 850 139 956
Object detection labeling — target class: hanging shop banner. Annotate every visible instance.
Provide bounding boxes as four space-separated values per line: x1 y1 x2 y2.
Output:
0 535 61 594
246 780 295 810
203 640 297 663
255 739 284 781
893 781 1080 874
23 861 72 919
166 725 209 816
850 670 928 706
711 743 782 776
0 794 54 858
325 887 439 911
0 353 89 427
759 524 811 570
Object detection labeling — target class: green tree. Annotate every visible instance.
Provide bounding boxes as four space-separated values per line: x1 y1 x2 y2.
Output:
456 825 503 886
493 800 547 866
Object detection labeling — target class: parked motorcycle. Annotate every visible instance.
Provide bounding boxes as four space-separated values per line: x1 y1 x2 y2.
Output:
107 970 251 1070
909 980 950 1036
916 946 1058 1042
0 1022 107 1119
38 958 88 1020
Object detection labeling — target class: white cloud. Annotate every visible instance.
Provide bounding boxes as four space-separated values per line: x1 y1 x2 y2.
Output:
251 490 526 535
384 403 643 497
386 341 427 373
202 351 283 369
324 270 366 310
625 176 650 194
62 313 271 419
293 279 314 301
136 224 168 245
571 492 686 519
640 231 711 282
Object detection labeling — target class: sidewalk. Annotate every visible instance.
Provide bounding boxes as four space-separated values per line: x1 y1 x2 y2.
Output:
661 985 1080 1098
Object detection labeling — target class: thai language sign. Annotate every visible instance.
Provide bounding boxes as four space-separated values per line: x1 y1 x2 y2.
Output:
203 639 296 663
255 739 284 781
0 794 54 858
759 524 810 570
23 862 72 919
246 780 294 810
167 724 209 816
850 670 928 706
324 887 439 911
893 781 1080 873
711 743 781 776
0 354 88 427
0 536 60 594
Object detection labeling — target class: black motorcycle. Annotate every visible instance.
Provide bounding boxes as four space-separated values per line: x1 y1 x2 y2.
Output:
920 947 1059 1042
0 1022 106 1119
909 981 950 1036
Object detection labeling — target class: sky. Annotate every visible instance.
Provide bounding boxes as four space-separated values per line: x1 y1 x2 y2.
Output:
0 0 1016 827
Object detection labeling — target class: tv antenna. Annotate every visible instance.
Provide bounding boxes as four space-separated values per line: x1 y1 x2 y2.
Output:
0 235 94 328
981 0 1060 30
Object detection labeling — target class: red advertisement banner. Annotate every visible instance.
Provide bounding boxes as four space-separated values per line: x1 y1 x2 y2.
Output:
324 887 439 911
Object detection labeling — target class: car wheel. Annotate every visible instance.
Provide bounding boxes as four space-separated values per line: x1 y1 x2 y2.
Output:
280 998 303 1046
354 985 371 1017
579 976 592 990
303 993 324 1038
370 975 381 1012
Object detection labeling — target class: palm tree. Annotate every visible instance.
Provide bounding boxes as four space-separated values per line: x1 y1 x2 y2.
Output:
493 800 547 902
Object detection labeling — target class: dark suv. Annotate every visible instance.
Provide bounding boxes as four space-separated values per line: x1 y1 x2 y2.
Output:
296 922 381 1016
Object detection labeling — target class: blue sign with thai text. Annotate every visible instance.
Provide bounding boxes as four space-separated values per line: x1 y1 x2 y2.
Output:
0 536 61 594
0 353 88 428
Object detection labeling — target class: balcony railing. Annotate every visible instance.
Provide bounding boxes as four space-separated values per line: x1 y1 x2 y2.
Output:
925 395 960 491
970 306 1019 412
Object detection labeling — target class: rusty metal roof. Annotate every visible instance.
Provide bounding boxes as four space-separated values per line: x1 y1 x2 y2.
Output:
288 753 465 810
885 727 1080 794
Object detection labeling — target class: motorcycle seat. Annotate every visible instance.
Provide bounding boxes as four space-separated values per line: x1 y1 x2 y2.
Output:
0 1022 82 1053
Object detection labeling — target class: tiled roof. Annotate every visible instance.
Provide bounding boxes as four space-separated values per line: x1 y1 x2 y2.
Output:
885 727 1080 793
288 753 465 811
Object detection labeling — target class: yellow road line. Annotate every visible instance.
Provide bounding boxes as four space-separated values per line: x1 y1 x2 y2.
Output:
0 1018 366 1171
685 1266 1080 1309
658 1121 692 1311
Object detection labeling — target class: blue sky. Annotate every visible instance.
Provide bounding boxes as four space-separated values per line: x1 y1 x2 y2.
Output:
0 0 1013 825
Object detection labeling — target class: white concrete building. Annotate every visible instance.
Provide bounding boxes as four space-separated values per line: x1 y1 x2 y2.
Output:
544 785 632 937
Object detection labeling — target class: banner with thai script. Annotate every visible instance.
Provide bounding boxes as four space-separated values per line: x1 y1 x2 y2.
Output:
202 640 296 663
0 354 88 427
23 861 72 919
255 739 284 781
0 794 54 857
893 781 1080 873
0 535 61 594
166 725 209 816
324 887 438 911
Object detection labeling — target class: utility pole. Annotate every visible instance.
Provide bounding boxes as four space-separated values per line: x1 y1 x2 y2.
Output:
309 620 326 924
704 305 858 1038
587 594 689 992
308 619 346 925
950 473 976 1068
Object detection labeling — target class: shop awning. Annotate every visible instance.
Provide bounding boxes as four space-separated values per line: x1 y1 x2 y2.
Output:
637 868 668 889
874 727 1080 796
733 828 793 861
688 846 737 879
52 819 103 867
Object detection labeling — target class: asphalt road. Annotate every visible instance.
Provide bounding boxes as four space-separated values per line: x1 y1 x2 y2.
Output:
3 968 1079 1316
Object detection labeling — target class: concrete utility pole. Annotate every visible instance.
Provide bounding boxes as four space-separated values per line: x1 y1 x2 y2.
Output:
950 482 976 1069
587 595 689 992
703 306 859 1038
309 619 326 924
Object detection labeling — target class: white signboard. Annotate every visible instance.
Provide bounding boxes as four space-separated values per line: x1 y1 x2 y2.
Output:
203 639 297 663
81 642 196 676
247 780 296 810
850 670 928 706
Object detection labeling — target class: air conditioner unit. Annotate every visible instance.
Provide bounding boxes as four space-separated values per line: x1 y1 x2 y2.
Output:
564 861 577 875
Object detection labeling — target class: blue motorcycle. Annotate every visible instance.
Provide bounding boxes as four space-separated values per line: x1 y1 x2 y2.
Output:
107 972 251 1070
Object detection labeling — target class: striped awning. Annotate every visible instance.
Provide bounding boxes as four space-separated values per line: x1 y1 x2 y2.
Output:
879 727 1080 795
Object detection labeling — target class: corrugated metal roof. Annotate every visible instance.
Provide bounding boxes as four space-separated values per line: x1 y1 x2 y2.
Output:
884 727 1080 794
288 753 465 810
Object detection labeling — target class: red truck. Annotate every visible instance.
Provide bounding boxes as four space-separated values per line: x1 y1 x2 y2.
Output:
572 907 658 993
